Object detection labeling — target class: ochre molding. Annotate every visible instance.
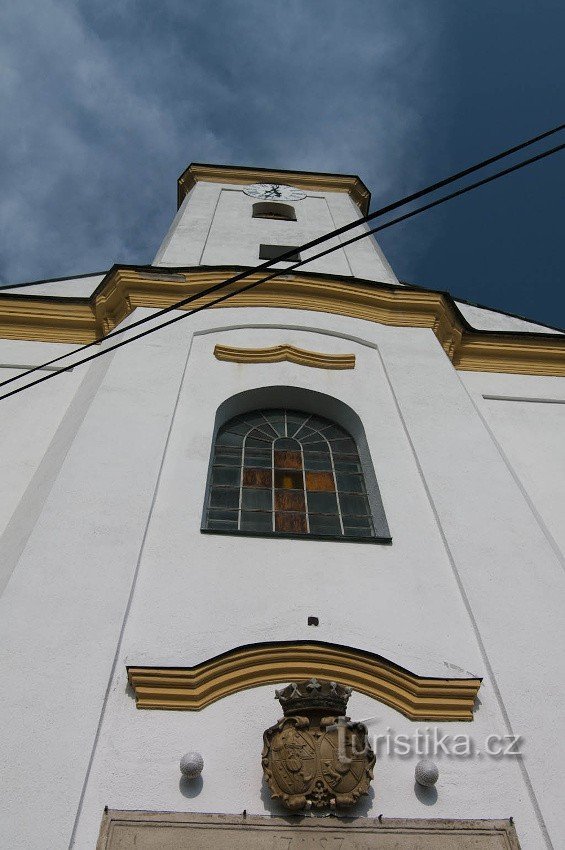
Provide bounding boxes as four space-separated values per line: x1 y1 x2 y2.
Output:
127 641 481 721
177 162 371 213
214 343 356 369
1 264 564 376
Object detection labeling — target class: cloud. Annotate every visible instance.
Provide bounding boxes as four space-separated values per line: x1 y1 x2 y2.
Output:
0 0 440 284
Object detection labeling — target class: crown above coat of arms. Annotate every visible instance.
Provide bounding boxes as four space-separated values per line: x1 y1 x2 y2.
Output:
275 678 352 717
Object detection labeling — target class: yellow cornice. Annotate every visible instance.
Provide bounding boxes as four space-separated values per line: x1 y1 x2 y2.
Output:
127 641 481 721
214 343 356 369
1 265 564 376
177 163 371 213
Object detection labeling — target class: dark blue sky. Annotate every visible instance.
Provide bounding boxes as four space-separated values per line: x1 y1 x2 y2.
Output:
1 1 563 327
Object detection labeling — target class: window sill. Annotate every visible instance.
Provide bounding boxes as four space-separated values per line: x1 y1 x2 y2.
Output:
201 527 392 545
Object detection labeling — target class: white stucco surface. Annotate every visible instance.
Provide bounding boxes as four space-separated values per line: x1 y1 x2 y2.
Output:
0 273 107 298
1 169 563 850
153 181 398 284
455 300 563 334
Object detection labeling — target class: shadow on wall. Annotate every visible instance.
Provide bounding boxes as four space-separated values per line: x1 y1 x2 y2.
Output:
179 775 204 798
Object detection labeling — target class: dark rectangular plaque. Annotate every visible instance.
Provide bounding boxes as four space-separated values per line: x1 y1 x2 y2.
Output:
97 811 521 849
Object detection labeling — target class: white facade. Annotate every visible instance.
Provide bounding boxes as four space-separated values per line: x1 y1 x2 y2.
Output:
0 165 564 850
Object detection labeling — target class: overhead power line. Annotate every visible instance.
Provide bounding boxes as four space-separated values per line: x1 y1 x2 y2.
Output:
0 122 563 394
0 131 563 404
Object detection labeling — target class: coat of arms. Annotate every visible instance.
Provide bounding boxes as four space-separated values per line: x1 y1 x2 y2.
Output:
262 679 375 811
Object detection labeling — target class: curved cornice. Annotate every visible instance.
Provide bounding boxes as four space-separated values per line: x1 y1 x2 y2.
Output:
177 163 371 213
1 264 564 376
127 641 481 721
214 343 356 369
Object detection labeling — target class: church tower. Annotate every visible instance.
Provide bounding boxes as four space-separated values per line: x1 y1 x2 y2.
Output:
1 163 564 850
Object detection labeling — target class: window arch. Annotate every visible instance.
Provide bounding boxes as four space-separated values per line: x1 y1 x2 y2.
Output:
252 201 296 221
203 408 389 542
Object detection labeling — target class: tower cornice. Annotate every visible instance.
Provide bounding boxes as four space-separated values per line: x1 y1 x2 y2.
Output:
177 162 371 214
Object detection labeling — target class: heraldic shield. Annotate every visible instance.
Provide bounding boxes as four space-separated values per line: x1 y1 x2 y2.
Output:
262 679 375 811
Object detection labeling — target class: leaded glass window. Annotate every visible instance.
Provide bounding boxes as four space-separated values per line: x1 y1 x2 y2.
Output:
205 409 379 540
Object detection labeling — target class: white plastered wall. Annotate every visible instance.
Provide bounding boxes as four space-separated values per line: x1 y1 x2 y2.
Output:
9 306 552 850
153 181 398 284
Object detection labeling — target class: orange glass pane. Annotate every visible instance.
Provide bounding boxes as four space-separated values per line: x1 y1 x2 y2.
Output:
305 471 335 492
275 489 306 512
275 512 307 533
274 469 303 490
274 450 302 469
243 468 272 488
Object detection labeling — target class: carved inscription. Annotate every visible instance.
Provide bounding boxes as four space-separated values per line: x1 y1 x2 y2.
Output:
97 812 522 849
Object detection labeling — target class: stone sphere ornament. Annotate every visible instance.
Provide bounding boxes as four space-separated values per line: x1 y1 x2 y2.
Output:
180 751 204 779
415 758 439 787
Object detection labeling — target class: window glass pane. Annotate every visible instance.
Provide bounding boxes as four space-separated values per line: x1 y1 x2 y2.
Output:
307 491 339 514
292 426 316 439
343 525 374 538
342 515 373 530
303 452 332 471
308 514 342 535
212 466 240 486
240 511 273 532
318 424 347 439
334 458 362 473
244 449 271 468
246 436 272 448
242 468 272 488
308 415 329 429
207 518 239 531
208 508 239 522
328 437 358 454
275 512 307 533
275 489 306 512
262 411 285 436
339 493 370 516
274 469 303 490
305 471 335 492
303 442 330 455
209 487 239 509
300 435 329 446
286 413 309 432
274 450 302 469
216 430 244 447
222 422 251 437
275 437 300 450
336 472 366 493
214 446 241 465
241 488 272 511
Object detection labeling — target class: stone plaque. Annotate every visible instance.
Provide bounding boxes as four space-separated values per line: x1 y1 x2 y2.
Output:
97 811 521 849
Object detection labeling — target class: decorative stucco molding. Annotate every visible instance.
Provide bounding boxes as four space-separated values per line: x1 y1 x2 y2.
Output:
1 265 564 376
127 641 481 721
213 343 356 369
177 162 371 213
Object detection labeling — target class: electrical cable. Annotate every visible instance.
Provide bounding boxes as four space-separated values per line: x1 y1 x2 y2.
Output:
0 122 563 393
1 137 563 404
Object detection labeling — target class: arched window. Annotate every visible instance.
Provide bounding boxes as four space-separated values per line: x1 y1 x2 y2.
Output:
204 409 386 541
252 201 296 221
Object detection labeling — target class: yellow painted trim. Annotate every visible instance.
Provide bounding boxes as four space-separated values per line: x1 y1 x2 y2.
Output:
214 343 355 370
127 641 481 721
177 163 371 213
1 266 564 376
